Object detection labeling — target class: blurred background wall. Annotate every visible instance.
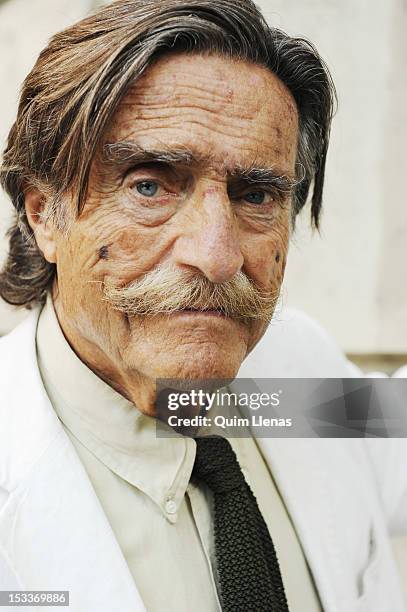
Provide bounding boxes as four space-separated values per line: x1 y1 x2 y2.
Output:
0 0 406 366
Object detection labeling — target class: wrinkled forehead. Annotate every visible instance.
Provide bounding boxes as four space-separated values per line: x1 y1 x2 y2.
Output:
100 52 299 175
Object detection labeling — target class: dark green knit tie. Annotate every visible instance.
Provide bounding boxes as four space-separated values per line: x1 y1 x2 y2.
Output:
192 436 290 612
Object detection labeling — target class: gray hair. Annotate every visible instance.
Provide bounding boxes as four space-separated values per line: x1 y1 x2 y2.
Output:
0 0 336 308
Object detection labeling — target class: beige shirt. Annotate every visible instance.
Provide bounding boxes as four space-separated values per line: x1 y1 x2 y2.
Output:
36 294 321 611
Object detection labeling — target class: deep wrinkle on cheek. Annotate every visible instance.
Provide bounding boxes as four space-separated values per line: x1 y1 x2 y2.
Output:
239 209 285 234
92 221 177 283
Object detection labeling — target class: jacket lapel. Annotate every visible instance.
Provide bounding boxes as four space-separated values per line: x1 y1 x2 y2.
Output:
255 437 346 612
0 310 146 612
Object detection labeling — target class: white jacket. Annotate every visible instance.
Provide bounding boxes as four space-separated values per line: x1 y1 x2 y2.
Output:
0 309 406 612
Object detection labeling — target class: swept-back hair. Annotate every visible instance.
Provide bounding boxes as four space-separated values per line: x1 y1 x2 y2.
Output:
0 0 336 308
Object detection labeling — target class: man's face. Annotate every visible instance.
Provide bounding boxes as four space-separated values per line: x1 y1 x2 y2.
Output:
52 52 298 413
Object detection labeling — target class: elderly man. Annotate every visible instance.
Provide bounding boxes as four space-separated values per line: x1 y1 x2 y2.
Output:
0 1 406 611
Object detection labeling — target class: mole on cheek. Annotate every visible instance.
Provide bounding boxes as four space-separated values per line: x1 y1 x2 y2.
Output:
98 245 109 260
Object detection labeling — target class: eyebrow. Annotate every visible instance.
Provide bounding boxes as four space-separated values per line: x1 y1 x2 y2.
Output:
102 141 299 194
103 142 198 167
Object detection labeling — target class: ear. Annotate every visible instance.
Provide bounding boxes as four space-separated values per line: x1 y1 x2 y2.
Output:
24 188 58 264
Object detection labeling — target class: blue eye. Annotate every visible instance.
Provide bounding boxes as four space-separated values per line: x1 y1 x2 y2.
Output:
244 190 267 205
136 181 159 197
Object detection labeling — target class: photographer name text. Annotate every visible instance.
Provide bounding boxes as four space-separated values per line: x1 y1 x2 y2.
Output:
167 414 292 429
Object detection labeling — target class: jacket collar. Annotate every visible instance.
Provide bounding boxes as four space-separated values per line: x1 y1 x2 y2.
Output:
0 309 146 611
255 436 344 612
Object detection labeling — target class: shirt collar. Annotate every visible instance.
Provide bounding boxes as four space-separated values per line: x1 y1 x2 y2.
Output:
35 293 195 523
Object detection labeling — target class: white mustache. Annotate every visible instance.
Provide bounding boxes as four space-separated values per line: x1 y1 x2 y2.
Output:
102 264 278 322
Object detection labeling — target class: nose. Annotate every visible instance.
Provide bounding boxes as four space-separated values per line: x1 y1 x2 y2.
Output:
172 182 244 283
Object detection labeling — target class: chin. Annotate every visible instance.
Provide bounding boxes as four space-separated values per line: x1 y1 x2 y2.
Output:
124 316 249 382
177 361 239 382
154 351 241 381
168 348 245 382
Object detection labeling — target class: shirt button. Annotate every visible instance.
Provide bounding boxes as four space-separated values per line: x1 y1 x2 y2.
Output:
165 499 177 515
